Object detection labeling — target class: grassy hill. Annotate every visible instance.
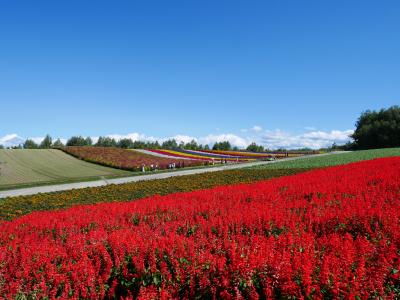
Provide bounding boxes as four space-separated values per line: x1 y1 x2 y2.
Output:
0 149 131 189
251 148 400 169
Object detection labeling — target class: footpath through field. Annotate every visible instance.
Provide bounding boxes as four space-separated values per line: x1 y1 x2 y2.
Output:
0 152 346 198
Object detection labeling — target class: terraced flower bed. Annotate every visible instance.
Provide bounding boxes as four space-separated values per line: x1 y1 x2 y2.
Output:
147 149 254 161
147 149 289 161
1 157 399 298
62 146 205 171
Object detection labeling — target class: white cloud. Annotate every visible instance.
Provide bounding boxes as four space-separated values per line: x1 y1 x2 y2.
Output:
167 135 197 144
302 130 353 141
252 125 263 132
0 129 354 150
198 134 250 148
0 134 25 147
260 129 353 149
30 137 45 144
304 126 316 131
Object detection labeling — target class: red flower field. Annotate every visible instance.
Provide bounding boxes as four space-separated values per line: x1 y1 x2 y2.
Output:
0 157 399 299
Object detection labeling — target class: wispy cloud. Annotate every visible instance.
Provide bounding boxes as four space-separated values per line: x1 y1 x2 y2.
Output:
304 126 316 131
251 125 263 132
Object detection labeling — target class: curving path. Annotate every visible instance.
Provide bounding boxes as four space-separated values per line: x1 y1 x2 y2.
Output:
0 152 345 199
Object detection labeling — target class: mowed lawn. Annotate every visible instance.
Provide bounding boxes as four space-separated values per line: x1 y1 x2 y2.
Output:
252 147 400 169
0 149 131 189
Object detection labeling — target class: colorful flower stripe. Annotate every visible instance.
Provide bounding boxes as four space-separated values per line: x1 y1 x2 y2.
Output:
147 149 215 161
198 149 286 158
170 148 255 160
148 149 253 161
1 157 399 298
62 147 207 171
174 148 253 159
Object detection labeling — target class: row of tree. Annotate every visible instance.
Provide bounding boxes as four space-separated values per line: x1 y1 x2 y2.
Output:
19 134 268 152
22 135 63 149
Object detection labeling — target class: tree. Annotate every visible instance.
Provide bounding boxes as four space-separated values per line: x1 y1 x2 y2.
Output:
133 140 146 149
53 139 65 148
184 139 198 150
246 142 264 152
23 139 39 149
0 144 4 149
118 138 134 149
351 106 400 149
85 137 93 146
212 141 232 151
95 136 117 147
67 136 87 146
39 134 52 149
150 141 161 149
162 139 178 149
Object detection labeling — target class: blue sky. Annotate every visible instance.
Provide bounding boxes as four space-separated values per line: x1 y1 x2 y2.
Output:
0 1 399 148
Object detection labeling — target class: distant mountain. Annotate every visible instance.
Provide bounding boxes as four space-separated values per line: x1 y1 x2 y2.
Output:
0 134 25 147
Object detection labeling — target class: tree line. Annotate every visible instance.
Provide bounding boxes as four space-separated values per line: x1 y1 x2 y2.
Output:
17 134 271 152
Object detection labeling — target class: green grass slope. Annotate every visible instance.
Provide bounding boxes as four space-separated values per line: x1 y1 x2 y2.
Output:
253 148 400 169
0 149 131 189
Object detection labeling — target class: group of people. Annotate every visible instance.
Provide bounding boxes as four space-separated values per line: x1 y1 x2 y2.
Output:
141 164 158 172
168 161 185 169
140 161 186 172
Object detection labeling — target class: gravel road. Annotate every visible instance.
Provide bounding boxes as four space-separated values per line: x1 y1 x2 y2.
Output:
0 152 345 199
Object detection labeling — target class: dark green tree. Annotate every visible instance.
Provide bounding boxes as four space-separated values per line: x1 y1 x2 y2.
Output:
53 139 65 148
67 136 87 146
133 141 146 149
118 138 134 149
246 142 264 152
212 141 232 151
95 136 117 147
184 139 198 150
162 139 178 149
351 106 400 149
23 139 39 149
85 137 93 146
39 134 53 149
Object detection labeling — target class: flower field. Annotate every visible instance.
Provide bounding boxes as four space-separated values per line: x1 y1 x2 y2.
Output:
198 149 318 158
1 157 399 299
198 149 287 158
147 149 255 161
0 168 305 221
146 149 293 161
62 147 205 171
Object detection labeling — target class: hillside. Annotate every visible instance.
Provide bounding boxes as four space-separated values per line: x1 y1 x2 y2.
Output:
62 146 207 171
252 148 400 169
0 149 131 189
